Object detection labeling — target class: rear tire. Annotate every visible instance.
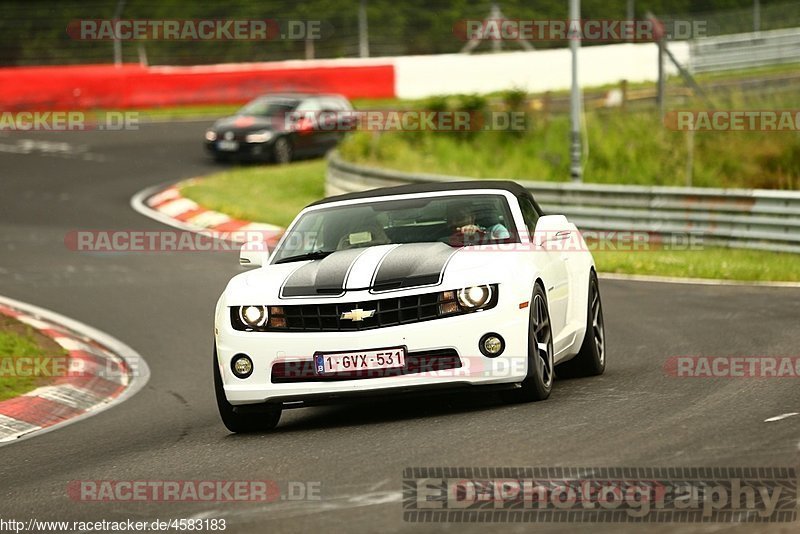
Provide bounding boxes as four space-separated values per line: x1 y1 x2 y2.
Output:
213 347 281 433
501 284 554 403
557 271 606 378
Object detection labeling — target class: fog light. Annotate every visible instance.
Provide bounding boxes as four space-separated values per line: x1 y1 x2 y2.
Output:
231 354 253 378
480 333 505 357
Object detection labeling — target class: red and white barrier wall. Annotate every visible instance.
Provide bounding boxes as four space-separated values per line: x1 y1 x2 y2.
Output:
0 41 688 110
0 59 395 110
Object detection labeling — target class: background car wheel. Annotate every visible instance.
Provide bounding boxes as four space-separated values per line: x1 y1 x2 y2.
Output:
501 284 554 403
557 270 606 378
213 347 281 433
272 137 292 164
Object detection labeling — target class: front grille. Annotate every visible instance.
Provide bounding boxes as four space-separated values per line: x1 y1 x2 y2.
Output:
229 285 498 332
280 292 443 332
271 349 461 383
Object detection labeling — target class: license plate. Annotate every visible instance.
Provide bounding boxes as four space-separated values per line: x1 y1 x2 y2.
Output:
217 140 239 151
314 347 406 375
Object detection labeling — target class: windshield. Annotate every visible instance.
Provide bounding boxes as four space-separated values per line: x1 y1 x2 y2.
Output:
238 98 298 117
272 194 518 263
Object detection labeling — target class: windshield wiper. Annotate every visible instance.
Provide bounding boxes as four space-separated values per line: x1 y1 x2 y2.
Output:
274 250 335 265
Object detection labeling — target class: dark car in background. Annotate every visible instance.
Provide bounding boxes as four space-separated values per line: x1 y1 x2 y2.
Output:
204 93 353 163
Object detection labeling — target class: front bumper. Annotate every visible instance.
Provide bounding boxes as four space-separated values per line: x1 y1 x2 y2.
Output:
205 139 274 159
215 302 529 405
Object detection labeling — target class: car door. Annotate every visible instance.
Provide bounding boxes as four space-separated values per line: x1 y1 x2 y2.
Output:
518 196 571 351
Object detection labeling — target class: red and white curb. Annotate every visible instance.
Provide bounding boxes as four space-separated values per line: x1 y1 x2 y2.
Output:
0 295 149 445
131 180 284 245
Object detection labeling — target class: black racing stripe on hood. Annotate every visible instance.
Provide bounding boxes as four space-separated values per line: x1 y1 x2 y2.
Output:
281 248 366 297
371 243 457 292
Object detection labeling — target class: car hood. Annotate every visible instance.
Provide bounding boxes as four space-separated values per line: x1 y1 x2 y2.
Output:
223 242 513 305
212 115 284 133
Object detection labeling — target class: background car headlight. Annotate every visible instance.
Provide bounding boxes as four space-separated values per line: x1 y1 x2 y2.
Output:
245 131 273 143
239 305 267 327
205 130 217 141
457 285 492 309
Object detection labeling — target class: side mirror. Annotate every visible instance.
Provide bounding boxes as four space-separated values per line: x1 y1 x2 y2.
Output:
533 215 572 246
239 241 270 268
294 116 315 135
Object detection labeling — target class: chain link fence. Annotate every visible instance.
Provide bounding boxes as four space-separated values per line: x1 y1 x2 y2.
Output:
661 0 800 38
3 0 800 67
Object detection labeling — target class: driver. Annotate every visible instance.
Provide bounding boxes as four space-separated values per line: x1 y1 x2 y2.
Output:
446 205 510 242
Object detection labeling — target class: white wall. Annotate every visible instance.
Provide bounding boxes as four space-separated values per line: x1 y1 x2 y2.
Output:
149 40 691 100
393 42 690 99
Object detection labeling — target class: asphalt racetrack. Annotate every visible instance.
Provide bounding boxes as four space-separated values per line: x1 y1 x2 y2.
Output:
1 123 798 532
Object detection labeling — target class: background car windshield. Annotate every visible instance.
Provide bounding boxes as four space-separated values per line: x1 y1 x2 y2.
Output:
238 98 298 117
273 194 517 262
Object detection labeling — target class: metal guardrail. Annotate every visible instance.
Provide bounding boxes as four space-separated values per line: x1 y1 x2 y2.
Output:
689 27 800 73
327 153 800 254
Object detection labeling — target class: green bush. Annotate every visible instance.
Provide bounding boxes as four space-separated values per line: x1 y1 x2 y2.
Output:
340 89 800 189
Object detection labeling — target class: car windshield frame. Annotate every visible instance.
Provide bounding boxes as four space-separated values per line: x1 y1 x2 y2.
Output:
271 193 520 264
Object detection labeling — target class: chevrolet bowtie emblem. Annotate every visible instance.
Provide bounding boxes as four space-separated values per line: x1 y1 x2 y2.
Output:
341 308 375 322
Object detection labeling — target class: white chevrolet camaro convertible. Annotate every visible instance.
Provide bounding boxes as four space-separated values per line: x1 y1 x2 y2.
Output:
214 181 606 432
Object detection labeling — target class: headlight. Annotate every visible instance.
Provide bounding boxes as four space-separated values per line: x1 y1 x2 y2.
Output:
457 285 492 309
245 130 273 143
205 130 217 141
239 305 268 328
231 306 284 331
439 285 497 315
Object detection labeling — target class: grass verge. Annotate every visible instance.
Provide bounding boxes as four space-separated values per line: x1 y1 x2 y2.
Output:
0 315 66 402
594 247 800 282
129 104 241 122
180 161 800 282
180 160 326 228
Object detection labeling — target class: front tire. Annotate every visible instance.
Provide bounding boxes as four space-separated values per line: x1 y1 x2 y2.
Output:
557 271 606 378
272 137 292 164
501 284 554 403
213 347 281 433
